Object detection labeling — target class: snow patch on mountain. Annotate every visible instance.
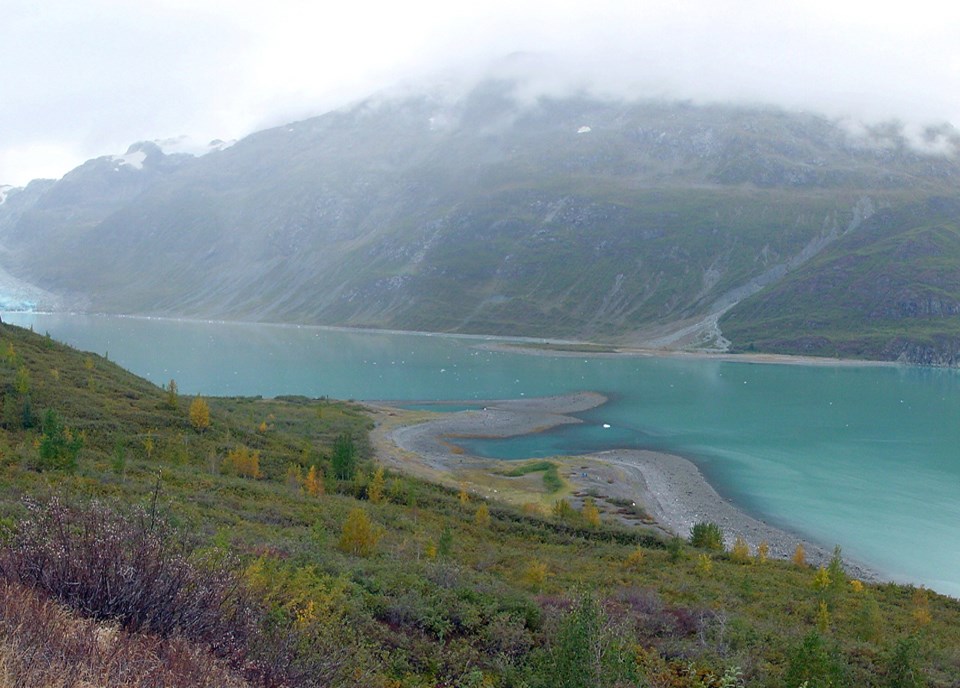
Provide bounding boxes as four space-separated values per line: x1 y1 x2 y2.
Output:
152 135 236 156
111 150 147 170
0 185 13 206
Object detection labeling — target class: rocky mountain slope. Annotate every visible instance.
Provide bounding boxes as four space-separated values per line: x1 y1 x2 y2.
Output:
2 79 959 362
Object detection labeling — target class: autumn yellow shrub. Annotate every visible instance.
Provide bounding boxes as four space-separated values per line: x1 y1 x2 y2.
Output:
304 465 323 496
792 543 806 567
474 502 490 527
912 587 932 628
368 467 385 504
696 553 713 576
624 548 645 571
338 508 382 557
524 560 549 590
581 498 601 527
223 445 262 479
730 536 751 564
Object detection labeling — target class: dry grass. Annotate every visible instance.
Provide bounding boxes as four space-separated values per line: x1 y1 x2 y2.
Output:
0 580 249 688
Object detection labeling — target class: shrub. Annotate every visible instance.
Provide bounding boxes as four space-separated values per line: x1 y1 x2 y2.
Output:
581 498 601 527
331 433 357 480
474 502 491 527
886 635 927 688
792 543 807 567
730 536 750 563
35 409 83 471
689 522 724 551
338 508 382 557
624 548 645 571
552 499 577 521
783 632 849 688
0 497 253 645
223 445 262 479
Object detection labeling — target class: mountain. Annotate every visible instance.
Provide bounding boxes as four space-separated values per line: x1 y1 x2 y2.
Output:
2 79 960 362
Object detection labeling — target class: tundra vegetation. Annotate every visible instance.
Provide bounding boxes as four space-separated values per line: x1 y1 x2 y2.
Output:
0 322 957 687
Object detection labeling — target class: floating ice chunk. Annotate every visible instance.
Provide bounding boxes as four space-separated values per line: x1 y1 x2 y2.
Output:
602 423 611 429
577 126 592 134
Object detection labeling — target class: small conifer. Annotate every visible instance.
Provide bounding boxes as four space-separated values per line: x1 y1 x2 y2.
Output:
368 467 385 504
792 543 807 567
581 498 601 527
338 508 382 557
730 536 751 564
474 502 491 527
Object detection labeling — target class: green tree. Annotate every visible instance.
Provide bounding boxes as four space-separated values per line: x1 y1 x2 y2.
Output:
36 409 83 471
332 433 356 480
2 394 21 430
783 632 848 688
165 379 178 410
690 521 724 550
111 437 127 477
532 592 635 688
885 636 926 688
437 525 453 558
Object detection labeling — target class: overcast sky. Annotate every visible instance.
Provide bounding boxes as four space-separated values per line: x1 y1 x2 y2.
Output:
2 0 959 186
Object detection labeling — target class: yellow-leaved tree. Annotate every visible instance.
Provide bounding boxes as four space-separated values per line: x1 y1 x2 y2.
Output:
338 508 382 557
581 498 601 527
304 465 324 496
188 395 210 433
474 502 490 527
368 467 385 504
224 445 262 479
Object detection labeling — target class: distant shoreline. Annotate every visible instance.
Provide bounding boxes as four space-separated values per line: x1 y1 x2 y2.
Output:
2 310 902 369
372 391 879 581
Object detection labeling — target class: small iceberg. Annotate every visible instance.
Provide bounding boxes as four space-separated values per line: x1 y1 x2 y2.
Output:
602 423 611 429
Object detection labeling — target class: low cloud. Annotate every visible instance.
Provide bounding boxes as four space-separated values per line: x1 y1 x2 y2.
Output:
1 0 958 185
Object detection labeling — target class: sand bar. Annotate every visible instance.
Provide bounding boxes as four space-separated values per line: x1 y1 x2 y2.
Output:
373 392 877 580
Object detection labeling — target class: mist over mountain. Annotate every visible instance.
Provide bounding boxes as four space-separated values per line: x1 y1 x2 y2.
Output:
2 76 960 363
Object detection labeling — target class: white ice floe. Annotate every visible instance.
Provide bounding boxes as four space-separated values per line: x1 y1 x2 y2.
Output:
577 126 592 134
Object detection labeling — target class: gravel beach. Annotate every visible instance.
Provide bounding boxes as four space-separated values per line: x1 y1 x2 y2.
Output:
378 392 877 580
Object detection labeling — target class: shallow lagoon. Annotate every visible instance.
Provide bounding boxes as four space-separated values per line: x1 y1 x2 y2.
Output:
6 312 960 597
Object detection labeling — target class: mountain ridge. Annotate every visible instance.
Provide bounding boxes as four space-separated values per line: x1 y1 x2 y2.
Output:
2 82 960 362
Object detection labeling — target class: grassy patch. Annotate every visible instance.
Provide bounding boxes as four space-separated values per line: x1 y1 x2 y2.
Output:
501 460 565 493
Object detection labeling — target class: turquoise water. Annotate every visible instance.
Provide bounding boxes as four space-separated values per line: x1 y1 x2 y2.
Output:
6 312 960 597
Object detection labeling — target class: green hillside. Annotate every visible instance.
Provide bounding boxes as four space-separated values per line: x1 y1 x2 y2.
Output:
1 323 959 687
3 88 960 362
722 197 960 363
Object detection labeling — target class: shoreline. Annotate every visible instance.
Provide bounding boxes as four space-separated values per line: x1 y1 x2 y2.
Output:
3 310 903 369
371 392 878 581
477 341 900 368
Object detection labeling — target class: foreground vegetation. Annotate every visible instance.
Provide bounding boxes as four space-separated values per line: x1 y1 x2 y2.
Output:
0 321 958 687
